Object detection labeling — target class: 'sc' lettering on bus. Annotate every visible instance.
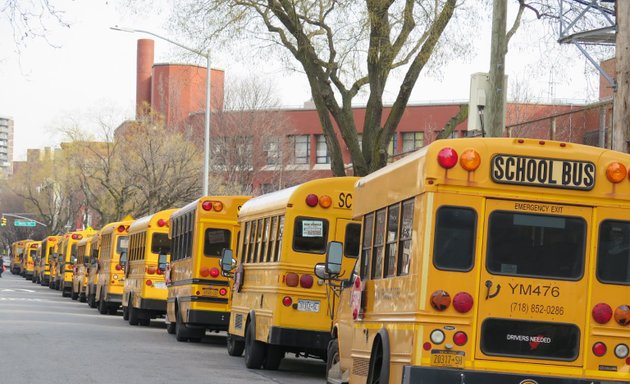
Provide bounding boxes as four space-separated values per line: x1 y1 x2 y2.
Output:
338 193 352 209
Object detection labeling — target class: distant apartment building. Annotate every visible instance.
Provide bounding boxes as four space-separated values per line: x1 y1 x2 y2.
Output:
0 115 14 177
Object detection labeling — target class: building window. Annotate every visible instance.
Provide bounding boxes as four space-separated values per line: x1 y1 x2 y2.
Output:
290 135 310 164
402 132 424 153
264 138 281 166
316 135 330 164
387 134 398 159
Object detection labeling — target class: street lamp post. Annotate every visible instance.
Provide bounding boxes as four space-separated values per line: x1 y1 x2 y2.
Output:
110 26 211 196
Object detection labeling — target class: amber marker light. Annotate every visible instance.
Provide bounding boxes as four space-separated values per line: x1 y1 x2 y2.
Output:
319 195 332 208
212 201 224 212
614 305 630 326
606 162 627 183
460 149 481 171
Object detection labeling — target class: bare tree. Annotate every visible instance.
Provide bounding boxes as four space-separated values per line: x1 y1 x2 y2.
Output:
166 1 479 176
1 0 69 51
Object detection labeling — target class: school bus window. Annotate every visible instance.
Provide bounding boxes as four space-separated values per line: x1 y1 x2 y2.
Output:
371 209 386 279
151 233 170 254
597 220 630 284
248 220 257 263
384 204 400 277
276 216 284 261
433 206 476 272
397 199 414 276
361 213 375 280
269 216 278 262
344 223 361 258
487 211 585 279
204 229 231 257
262 218 271 262
292 217 329 254
256 219 264 261
117 236 129 254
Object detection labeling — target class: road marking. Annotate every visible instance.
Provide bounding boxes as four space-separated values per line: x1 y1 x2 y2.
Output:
0 297 43 302
0 289 36 293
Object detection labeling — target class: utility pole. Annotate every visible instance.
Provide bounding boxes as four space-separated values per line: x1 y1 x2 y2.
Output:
487 0 508 137
613 0 630 152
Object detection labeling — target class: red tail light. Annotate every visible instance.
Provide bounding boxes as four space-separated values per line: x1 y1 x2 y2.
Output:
209 268 220 278
202 201 213 211
115 264 122 271
453 331 468 346
117 225 126 233
430 290 451 311
156 268 163 275
146 266 157 275
285 272 299 287
157 219 167 227
219 288 227 296
423 342 432 351
145 279 153 286
437 148 458 169
593 342 607 356
305 194 318 207
282 296 292 306
299 274 314 288
200 266 210 277
592 303 613 324
453 292 473 313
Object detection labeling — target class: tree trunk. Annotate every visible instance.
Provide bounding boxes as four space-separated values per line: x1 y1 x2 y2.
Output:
487 0 507 137
613 0 630 152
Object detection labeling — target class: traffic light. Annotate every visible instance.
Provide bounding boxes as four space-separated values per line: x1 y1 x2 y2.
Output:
0 216 6 226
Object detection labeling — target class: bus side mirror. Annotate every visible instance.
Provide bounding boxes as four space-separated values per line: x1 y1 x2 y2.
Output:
325 241 343 276
314 263 330 280
220 249 235 276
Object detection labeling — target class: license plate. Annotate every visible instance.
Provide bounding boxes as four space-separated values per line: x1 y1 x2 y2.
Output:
430 350 464 369
297 299 320 312
201 287 219 297
153 281 166 289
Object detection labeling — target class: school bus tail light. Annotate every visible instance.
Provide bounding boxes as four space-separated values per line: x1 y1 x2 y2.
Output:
219 288 227 296
285 272 299 287
606 162 627 183
282 296 292 306
460 149 481 171
115 264 123 271
437 148 458 169
430 290 451 311
614 343 629 359
72 234 83 240
614 305 630 326
200 266 219 278
453 292 473 313
593 342 607 357
145 279 153 286
117 225 127 233
157 219 167 227
305 194 319 207
453 331 468 346
592 303 613 324
299 274 314 289
146 266 157 274
209 267 220 278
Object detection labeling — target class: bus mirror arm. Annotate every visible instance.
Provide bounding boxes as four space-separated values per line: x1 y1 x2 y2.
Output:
220 249 236 277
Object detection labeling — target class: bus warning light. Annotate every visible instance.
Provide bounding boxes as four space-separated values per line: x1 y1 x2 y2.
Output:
157 219 167 227
605 162 627 183
319 195 332 208
305 194 319 207
460 149 481 171
212 201 224 211
437 148 458 169
201 201 213 211
592 303 613 324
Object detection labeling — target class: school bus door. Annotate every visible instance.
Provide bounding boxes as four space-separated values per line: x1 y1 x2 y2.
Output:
475 199 591 367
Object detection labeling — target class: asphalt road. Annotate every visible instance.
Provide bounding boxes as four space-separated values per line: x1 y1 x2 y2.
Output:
0 272 326 384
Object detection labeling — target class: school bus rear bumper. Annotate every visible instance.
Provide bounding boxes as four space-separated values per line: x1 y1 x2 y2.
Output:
401 366 626 384
104 293 122 304
187 309 230 330
268 326 330 352
138 298 166 312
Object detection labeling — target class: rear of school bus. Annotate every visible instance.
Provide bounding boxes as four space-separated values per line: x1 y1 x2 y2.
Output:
96 219 132 315
72 236 92 301
86 234 101 307
167 197 250 342
344 138 630 384
22 240 39 280
39 236 61 286
11 240 27 275
123 208 176 326
59 230 95 297
227 177 359 370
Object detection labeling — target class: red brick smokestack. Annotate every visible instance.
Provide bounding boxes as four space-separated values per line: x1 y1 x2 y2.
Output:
136 39 154 118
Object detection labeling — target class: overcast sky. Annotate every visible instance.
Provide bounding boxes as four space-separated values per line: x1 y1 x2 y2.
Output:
0 1 603 161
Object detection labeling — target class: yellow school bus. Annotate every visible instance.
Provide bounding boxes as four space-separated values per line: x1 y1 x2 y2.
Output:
57 229 96 297
123 208 176 326
323 137 630 384
96 219 132 315
11 239 29 275
167 196 250 342
39 236 61 286
220 177 359 370
72 233 99 302
21 240 40 280
32 242 43 284
86 234 102 308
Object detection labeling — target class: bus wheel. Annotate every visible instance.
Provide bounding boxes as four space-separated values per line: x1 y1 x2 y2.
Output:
129 304 140 326
98 293 108 315
226 334 245 357
175 307 189 342
366 337 389 384
326 338 345 384
122 305 129 321
244 322 265 369
166 318 175 334
71 290 79 300
88 294 96 308
262 345 284 370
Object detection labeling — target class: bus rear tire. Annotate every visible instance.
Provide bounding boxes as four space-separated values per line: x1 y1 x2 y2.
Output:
326 338 345 384
226 335 245 357
88 294 96 308
129 304 140 326
122 305 129 321
71 290 79 300
166 319 175 334
98 294 108 315
244 322 265 369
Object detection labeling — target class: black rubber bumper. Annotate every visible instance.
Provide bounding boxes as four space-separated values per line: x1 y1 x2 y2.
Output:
105 293 122 304
138 297 166 312
268 326 330 351
187 309 230 330
401 366 627 384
